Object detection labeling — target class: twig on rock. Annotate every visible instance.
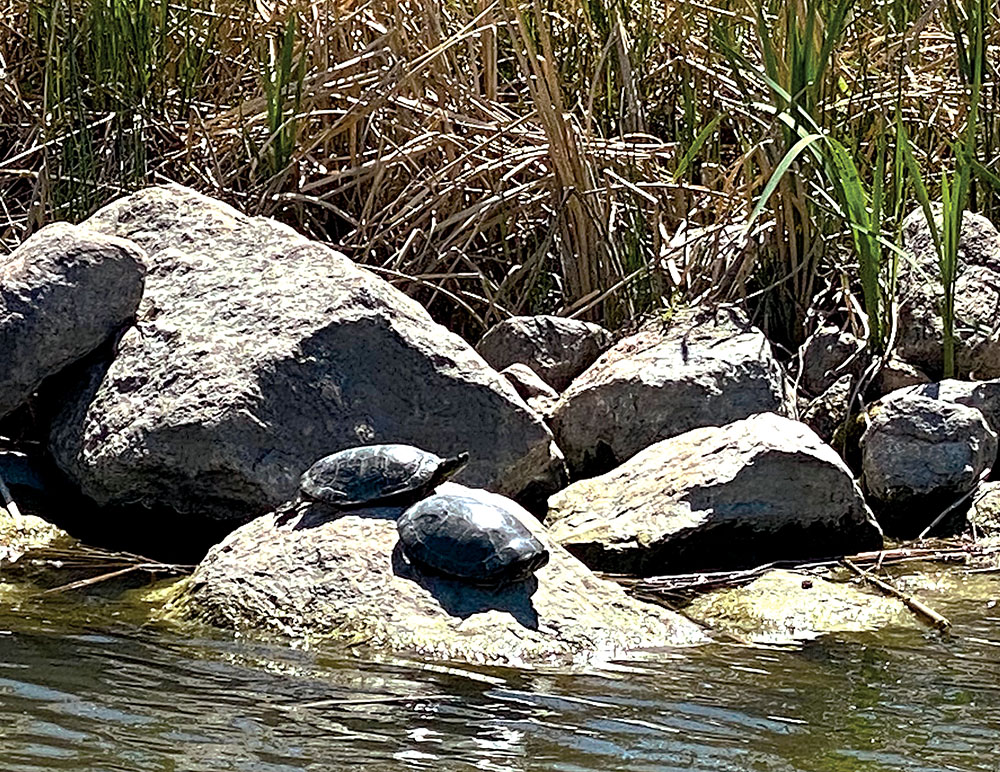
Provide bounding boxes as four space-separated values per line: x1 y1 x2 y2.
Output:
0 472 22 519
917 469 990 540
620 543 996 602
842 558 951 631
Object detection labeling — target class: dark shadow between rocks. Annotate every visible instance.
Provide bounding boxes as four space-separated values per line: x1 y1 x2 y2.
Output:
390 541 541 630
0 327 234 564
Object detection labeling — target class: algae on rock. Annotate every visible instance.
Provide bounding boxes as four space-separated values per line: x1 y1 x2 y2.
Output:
683 569 915 645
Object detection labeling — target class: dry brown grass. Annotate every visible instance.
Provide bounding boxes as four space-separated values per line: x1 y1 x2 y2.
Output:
1 0 996 341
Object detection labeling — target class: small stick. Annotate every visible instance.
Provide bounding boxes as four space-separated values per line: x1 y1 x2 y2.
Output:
917 470 990 540
0 472 22 519
41 566 140 594
842 558 951 631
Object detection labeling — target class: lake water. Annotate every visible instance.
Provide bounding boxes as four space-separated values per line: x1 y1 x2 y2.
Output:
2 574 1000 772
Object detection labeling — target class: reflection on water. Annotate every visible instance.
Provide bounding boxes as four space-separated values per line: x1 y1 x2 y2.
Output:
2 580 1000 772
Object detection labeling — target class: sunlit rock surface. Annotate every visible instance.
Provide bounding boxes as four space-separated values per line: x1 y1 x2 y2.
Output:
166 484 706 667
547 413 882 575
0 222 145 420
683 569 915 644
550 308 793 477
49 185 565 527
477 315 612 392
897 207 1000 379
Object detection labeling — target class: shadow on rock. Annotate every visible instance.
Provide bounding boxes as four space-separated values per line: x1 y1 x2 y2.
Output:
390 541 541 630
288 502 404 530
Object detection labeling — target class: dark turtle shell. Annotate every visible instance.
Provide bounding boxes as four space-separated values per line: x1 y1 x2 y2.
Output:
300 444 468 510
397 493 550 586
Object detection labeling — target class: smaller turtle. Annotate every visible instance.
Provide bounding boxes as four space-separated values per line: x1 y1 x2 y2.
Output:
397 493 550 587
275 444 468 525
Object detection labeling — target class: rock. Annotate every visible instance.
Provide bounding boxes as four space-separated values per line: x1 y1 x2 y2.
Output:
683 569 914 645
500 363 559 417
476 315 613 392
799 326 865 396
0 507 74 567
861 393 997 537
896 378 1000 437
0 222 146 420
801 374 854 444
48 185 565 526
546 413 882 575
549 308 794 477
969 481 1000 537
875 356 931 395
897 207 1000 379
166 483 706 667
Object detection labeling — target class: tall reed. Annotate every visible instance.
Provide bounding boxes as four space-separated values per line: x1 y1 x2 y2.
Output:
1 0 995 343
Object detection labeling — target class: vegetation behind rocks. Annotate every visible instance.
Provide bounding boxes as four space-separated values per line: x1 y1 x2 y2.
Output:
1 0 996 347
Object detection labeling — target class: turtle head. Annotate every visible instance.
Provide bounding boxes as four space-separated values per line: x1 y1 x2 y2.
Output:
436 451 470 482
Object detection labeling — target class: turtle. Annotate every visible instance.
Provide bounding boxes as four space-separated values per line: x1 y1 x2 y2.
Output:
275 444 469 525
396 493 550 586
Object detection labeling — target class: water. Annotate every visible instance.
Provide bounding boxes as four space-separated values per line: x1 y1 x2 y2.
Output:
2 577 1000 772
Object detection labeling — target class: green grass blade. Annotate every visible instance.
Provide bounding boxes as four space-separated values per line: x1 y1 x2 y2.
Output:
672 114 725 182
747 133 825 230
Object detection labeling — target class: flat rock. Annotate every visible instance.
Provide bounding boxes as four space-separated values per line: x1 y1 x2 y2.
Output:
897 207 1000 379
165 483 706 667
861 393 997 537
477 315 613 392
0 507 74 567
0 222 146 420
683 569 914 645
550 308 793 477
48 185 565 525
546 413 882 575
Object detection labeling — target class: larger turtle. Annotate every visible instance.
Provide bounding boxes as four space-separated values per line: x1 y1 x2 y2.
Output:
276 444 468 525
397 493 550 586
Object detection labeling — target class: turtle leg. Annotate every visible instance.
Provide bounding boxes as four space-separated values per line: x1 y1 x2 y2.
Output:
274 496 306 527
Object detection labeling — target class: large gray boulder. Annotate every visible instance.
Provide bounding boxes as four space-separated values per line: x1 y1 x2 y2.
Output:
48 185 565 525
0 223 146 420
166 483 706 667
549 308 793 476
546 413 882 575
476 315 613 392
897 207 1000 378
861 393 997 536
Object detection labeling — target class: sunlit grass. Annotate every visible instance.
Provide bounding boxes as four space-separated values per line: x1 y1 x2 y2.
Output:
0 0 996 349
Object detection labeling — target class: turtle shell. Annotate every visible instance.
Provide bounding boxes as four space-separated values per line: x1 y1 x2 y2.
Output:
397 493 550 586
300 444 466 510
